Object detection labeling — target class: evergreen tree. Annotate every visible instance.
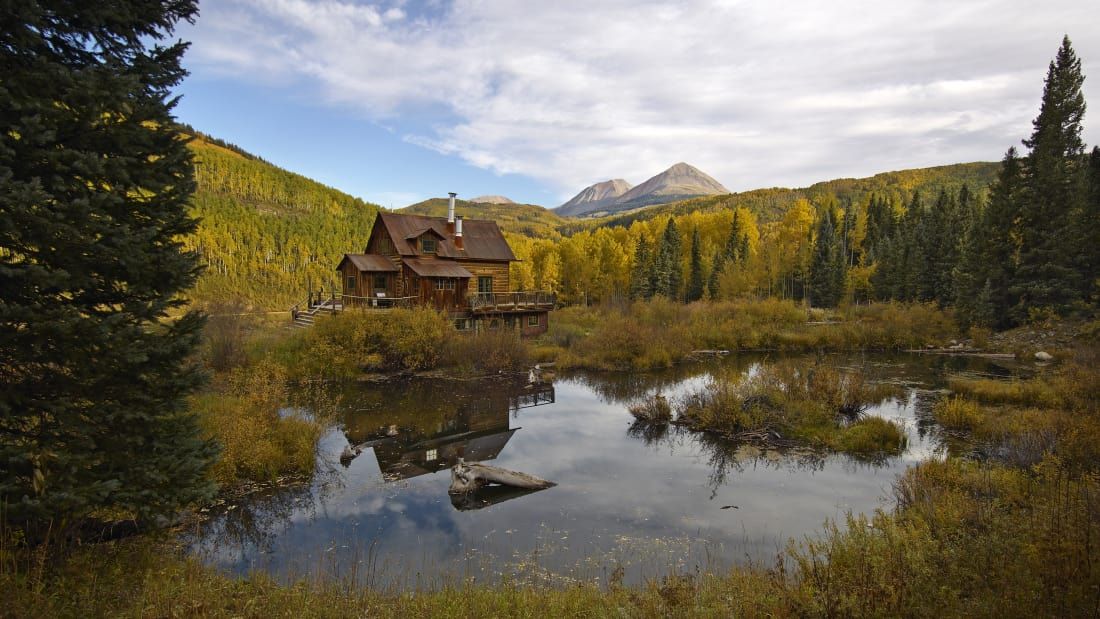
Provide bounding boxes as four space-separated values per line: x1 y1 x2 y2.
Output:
707 251 724 299
1083 146 1100 300
0 0 215 538
901 192 927 302
808 209 845 307
629 236 653 300
653 218 683 299
687 227 705 302
956 148 1024 328
1012 35 1088 319
927 189 963 305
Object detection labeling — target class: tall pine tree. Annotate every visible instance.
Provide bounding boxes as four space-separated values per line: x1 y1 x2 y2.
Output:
629 236 653 300
808 208 845 307
0 0 215 538
687 227 705 302
1012 35 1088 319
955 149 1023 328
653 218 683 299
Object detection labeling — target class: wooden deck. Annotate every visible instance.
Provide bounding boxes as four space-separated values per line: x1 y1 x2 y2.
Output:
468 291 555 313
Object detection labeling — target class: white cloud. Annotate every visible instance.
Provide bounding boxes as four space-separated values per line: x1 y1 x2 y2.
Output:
185 0 1100 201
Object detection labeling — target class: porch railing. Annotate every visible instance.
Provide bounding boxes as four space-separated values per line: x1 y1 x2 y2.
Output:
468 291 556 312
341 293 417 309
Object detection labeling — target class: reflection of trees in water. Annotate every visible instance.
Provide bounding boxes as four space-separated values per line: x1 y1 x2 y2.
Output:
627 418 671 445
188 456 344 557
624 420 904 498
909 389 943 441
565 363 725 405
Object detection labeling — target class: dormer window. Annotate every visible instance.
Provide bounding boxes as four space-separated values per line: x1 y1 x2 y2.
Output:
421 237 437 254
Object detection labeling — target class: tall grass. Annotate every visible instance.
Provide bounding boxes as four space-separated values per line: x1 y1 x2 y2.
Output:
938 347 1100 471
547 299 961 370
191 359 324 486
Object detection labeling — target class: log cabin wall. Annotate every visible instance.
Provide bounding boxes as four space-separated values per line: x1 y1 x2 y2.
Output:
341 261 362 301
366 226 404 295
458 260 510 295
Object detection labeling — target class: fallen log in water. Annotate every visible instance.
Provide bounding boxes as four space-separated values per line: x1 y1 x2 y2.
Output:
449 460 556 495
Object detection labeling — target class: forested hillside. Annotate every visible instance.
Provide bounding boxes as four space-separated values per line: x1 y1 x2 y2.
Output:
182 134 380 308
402 197 567 240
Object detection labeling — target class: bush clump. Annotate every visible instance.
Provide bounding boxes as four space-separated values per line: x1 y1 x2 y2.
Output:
192 359 323 485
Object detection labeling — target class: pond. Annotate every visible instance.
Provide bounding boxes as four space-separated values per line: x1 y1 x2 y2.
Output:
185 352 1024 589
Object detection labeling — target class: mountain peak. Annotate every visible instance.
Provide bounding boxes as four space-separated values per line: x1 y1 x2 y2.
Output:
471 195 516 204
611 163 728 210
557 179 634 216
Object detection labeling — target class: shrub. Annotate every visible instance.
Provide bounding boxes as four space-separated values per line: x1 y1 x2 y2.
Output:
442 329 531 375
934 397 983 431
306 308 450 375
192 359 323 485
836 417 907 455
628 393 672 423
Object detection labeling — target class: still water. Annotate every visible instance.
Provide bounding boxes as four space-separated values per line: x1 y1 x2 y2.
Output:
186 352 1021 589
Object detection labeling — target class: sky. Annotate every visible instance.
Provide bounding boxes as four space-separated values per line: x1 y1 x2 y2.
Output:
175 0 1100 209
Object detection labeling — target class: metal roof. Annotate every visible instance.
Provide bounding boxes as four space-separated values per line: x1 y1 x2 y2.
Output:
376 212 517 261
404 258 474 278
337 254 399 272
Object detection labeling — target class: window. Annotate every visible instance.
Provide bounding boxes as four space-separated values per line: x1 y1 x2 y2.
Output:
454 318 470 330
425 448 437 462
345 275 356 293
435 278 455 290
528 314 540 327
421 237 437 253
488 318 501 330
478 276 493 294
373 274 386 290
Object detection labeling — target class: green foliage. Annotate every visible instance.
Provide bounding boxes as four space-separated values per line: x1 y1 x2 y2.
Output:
955 149 1023 328
652 218 683 299
686 227 705 302
0 0 216 538
1011 36 1089 318
808 208 845 307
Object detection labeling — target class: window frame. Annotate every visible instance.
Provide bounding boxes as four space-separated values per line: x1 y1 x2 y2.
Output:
528 314 540 327
421 237 437 254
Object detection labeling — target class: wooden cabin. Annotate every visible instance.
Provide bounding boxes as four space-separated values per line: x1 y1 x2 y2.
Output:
336 194 553 336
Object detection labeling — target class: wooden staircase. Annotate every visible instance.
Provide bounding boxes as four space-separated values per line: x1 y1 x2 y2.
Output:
290 295 342 329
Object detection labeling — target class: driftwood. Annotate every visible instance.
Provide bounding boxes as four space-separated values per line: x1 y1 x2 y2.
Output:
449 459 556 495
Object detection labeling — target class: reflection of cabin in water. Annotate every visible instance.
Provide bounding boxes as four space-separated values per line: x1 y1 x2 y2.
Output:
342 381 555 481
335 193 553 336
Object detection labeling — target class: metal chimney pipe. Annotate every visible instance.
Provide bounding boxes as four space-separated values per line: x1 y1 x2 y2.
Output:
447 192 457 234
455 215 464 250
